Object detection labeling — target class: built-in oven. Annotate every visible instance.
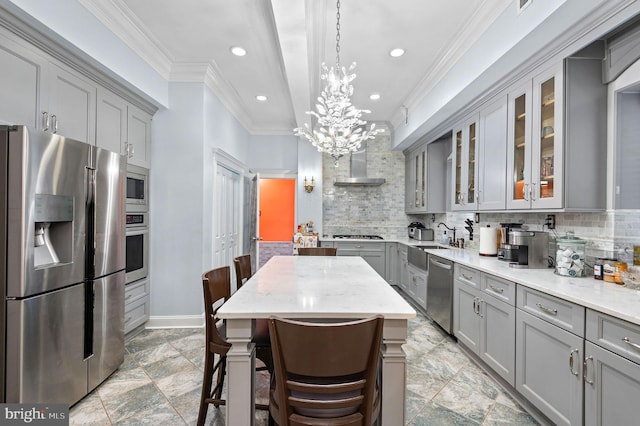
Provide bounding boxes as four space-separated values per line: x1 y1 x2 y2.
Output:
126 212 148 284
126 164 149 212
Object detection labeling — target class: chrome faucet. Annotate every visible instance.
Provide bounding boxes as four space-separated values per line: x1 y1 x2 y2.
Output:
437 222 456 244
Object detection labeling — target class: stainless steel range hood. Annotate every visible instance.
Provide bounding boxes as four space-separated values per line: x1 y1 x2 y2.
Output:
333 140 386 186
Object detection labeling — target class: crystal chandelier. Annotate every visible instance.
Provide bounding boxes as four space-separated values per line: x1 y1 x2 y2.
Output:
294 0 382 166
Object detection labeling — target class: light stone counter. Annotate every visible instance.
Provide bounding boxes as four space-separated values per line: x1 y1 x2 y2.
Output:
421 246 640 326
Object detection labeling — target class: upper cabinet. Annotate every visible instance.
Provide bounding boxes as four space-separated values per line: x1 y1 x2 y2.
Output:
506 49 606 211
97 88 152 168
477 96 508 211
405 137 449 214
452 113 478 211
0 24 155 166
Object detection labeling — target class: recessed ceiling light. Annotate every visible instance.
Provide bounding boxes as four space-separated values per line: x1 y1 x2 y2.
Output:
369 93 381 101
256 95 267 102
389 48 405 58
230 46 247 57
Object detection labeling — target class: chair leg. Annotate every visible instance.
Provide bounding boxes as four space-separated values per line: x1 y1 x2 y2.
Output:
212 355 227 405
197 350 215 426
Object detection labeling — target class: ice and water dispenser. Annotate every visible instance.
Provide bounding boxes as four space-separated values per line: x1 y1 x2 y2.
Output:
33 194 74 268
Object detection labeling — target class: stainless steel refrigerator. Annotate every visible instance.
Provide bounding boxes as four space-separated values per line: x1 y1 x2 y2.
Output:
0 125 126 405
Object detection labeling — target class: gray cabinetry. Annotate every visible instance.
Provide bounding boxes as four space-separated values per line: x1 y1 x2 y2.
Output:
398 244 408 293
97 88 152 167
404 137 448 214
515 287 585 426
334 241 385 278
506 53 605 211
477 95 508 210
584 310 640 426
406 263 427 309
0 30 45 128
124 278 150 334
453 264 515 384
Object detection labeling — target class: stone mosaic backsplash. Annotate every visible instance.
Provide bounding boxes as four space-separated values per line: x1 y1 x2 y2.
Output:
322 134 640 267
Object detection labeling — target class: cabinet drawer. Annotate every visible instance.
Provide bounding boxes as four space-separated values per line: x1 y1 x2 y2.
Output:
454 264 481 288
517 286 585 336
481 274 516 305
125 278 148 305
586 309 640 365
125 296 149 334
335 241 385 251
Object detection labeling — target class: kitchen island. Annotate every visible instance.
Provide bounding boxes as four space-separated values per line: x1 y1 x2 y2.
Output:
217 255 416 425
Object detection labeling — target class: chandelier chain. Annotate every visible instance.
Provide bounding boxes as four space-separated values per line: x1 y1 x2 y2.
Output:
335 0 341 66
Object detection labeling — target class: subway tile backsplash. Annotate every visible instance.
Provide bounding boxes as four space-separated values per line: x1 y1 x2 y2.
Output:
322 134 640 266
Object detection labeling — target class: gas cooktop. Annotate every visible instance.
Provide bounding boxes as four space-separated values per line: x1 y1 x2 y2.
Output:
332 234 384 240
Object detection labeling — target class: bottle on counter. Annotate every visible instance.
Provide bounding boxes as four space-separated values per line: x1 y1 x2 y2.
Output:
614 261 628 284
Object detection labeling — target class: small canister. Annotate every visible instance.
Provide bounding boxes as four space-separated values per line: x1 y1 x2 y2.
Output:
594 258 605 280
603 259 617 283
555 232 587 277
614 262 628 284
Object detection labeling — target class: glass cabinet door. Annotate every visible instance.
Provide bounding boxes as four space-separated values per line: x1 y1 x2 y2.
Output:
467 122 476 205
513 93 527 201
538 77 555 201
454 128 463 208
531 64 563 209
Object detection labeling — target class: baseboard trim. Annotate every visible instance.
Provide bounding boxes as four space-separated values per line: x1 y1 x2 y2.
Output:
146 314 205 329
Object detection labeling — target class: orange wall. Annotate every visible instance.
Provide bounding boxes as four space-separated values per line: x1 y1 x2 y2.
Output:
259 179 295 241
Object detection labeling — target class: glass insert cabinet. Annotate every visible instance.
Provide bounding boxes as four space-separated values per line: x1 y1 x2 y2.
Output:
507 63 564 210
452 114 479 211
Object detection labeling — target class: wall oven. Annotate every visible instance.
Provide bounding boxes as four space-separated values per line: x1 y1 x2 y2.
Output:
126 164 149 212
126 212 148 284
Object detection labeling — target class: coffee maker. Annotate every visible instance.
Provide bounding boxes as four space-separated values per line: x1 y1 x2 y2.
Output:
506 230 549 269
497 223 523 261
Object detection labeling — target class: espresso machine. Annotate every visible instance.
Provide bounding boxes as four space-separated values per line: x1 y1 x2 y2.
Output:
497 223 522 261
506 230 549 269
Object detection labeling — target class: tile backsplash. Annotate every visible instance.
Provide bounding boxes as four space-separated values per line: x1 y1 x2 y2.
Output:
322 134 640 267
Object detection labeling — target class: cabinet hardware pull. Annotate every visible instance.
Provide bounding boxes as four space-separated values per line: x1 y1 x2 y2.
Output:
531 182 536 201
472 298 477 314
125 316 131 323
355 245 363 248
569 348 579 376
42 111 50 131
583 356 594 385
535 302 557 316
623 337 640 351
523 183 529 201
462 273 473 281
479 299 484 318
129 144 135 158
489 285 504 294
51 115 58 133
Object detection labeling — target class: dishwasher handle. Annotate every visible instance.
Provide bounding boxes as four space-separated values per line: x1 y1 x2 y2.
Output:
429 258 452 270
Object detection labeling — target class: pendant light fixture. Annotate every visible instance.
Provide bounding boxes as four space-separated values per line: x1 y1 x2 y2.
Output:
294 0 381 166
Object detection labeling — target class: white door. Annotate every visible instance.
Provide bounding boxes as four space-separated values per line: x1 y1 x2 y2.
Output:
214 165 241 270
249 173 262 270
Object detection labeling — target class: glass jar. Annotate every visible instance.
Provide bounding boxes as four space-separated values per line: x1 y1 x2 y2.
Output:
555 232 587 277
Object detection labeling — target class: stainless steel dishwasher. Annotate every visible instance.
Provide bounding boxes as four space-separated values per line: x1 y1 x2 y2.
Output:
426 254 454 334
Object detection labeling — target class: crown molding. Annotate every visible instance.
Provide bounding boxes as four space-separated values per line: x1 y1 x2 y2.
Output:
78 0 172 79
390 0 511 131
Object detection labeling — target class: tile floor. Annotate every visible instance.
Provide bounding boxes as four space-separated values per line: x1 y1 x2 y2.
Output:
70 311 540 425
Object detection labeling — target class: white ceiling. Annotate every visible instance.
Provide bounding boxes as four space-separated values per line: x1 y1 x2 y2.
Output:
81 0 512 135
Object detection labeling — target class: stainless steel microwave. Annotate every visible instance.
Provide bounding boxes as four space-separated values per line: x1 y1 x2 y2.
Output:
126 164 148 212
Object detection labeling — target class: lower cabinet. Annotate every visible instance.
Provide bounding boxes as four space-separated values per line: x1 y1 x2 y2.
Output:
515 309 584 426
125 278 150 334
406 263 427 309
584 309 640 426
398 244 408 293
334 241 386 278
453 265 515 385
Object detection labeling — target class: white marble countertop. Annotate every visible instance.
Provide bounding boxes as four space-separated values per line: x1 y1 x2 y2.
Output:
218 256 416 320
420 246 640 326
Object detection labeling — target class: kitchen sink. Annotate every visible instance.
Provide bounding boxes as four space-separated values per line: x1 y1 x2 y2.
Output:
416 245 449 250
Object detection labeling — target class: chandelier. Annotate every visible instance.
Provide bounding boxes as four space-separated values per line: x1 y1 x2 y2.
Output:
294 0 382 166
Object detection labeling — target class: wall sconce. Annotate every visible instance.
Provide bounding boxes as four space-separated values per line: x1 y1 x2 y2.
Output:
303 176 315 193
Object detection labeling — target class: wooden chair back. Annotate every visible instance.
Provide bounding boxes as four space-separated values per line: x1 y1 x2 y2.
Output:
297 247 337 256
268 315 384 425
233 254 253 289
202 267 232 359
